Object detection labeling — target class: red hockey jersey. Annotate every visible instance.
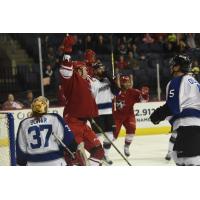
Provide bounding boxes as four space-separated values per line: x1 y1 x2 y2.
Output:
59 64 98 118
114 88 148 117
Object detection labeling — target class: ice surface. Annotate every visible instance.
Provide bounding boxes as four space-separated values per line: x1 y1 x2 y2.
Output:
102 134 175 166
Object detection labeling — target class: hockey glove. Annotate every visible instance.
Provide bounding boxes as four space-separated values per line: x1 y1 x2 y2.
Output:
150 103 172 125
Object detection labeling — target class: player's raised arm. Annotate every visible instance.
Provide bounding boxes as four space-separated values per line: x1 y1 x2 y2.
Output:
59 35 76 80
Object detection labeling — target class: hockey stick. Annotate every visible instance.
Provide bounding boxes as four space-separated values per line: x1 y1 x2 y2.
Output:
52 132 90 166
90 119 132 166
52 132 75 159
110 34 115 78
76 142 90 166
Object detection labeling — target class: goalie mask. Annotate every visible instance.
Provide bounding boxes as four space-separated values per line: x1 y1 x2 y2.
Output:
31 96 49 115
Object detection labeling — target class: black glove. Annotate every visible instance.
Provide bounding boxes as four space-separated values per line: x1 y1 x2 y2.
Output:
150 103 172 125
103 71 120 95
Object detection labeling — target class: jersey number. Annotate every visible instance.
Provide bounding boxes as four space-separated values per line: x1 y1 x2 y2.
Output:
28 125 52 149
169 89 175 98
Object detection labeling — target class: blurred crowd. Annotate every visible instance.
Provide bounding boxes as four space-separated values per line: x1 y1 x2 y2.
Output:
1 33 200 110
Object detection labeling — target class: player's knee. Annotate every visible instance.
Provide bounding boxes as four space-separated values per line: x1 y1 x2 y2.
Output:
90 145 104 160
126 127 136 134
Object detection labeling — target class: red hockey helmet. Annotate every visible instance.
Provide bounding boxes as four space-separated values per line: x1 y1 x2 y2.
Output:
84 49 96 63
120 75 131 84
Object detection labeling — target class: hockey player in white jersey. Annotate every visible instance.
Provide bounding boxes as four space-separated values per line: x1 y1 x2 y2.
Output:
16 96 84 166
90 62 120 165
150 54 200 166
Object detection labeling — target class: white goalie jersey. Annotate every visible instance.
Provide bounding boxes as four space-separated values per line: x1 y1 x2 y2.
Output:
16 113 75 166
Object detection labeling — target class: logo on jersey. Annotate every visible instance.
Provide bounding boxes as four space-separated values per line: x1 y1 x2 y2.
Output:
116 100 125 110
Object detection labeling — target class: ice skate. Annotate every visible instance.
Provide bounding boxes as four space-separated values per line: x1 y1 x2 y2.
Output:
103 155 113 165
124 145 130 157
165 152 171 161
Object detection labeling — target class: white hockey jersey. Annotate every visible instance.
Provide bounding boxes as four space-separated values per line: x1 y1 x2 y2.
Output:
90 77 114 115
16 113 74 166
166 74 200 130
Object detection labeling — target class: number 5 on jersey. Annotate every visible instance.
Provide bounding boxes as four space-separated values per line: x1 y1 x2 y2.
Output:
169 89 175 98
28 125 52 149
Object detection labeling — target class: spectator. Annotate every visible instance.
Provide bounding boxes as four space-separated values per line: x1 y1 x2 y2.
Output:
167 33 177 43
115 55 128 73
43 64 55 95
122 35 127 44
23 90 34 108
95 35 109 54
72 34 84 55
150 35 165 53
186 33 196 49
142 33 154 44
117 43 127 55
2 94 24 110
45 47 56 66
85 35 94 50
175 34 186 53
127 42 133 52
194 34 200 47
164 39 177 56
132 44 140 59
127 51 140 70
44 64 54 78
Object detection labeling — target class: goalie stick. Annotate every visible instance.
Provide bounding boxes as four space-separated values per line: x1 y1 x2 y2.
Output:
52 132 89 166
90 119 132 166
52 132 75 158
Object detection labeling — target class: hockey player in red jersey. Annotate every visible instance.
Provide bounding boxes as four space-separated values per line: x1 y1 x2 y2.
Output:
59 53 104 165
113 75 149 157
84 49 96 77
